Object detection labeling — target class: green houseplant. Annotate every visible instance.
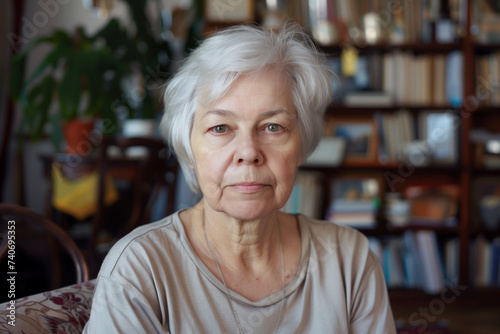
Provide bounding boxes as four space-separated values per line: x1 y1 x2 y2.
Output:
9 0 171 152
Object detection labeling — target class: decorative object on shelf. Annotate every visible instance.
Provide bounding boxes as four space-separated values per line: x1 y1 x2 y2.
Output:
472 0 500 43
325 173 382 229
363 12 385 44
204 0 255 24
308 0 339 45
256 0 289 29
122 119 156 138
470 129 500 169
403 140 433 167
325 117 378 164
418 111 458 165
121 119 157 157
385 192 410 227
472 177 500 230
479 195 500 230
403 180 460 226
302 137 345 167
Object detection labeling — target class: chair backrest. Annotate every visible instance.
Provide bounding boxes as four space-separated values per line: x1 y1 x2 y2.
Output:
88 136 178 275
0 204 89 294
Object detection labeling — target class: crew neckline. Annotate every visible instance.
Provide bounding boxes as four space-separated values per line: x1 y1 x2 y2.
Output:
173 212 311 307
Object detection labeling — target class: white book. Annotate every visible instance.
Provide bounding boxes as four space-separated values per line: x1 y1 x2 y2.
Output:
415 230 445 294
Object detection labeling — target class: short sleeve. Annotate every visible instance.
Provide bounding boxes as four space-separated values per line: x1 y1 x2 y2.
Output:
349 251 397 334
83 276 168 333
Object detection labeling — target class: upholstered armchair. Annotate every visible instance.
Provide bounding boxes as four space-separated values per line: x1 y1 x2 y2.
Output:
0 280 96 334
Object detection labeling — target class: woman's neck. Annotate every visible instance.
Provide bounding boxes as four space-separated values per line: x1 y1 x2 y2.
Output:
179 200 301 301
200 200 282 270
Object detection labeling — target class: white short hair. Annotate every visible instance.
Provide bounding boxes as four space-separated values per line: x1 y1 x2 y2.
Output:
160 23 333 194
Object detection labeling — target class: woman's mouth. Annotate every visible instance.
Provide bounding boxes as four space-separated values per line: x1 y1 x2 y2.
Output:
231 182 267 193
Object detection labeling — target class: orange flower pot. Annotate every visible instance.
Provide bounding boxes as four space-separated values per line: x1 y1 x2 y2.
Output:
62 119 95 154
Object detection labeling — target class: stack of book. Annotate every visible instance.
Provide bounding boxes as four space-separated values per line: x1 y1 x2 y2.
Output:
326 199 378 229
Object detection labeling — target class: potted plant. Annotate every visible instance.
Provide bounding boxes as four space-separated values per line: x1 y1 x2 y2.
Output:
9 0 171 153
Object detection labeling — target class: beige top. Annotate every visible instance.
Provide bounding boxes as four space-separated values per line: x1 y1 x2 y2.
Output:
84 212 396 333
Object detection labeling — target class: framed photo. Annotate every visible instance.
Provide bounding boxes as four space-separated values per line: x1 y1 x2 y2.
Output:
330 176 381 201
204 0 255 24
325 118 377 163
418 111 458 164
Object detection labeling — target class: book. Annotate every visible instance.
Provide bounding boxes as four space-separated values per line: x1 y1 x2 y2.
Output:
415 230 445 294
343 91 394 106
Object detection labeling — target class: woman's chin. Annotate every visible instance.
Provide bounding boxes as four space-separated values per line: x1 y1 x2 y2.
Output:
212 200 280 222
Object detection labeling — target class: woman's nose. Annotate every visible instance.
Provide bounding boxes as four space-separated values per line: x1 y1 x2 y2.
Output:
233 133 264 165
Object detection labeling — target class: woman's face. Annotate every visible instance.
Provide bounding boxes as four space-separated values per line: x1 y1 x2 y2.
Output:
190 70 302 220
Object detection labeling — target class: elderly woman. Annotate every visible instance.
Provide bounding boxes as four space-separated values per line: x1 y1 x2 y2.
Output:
84 23 395 333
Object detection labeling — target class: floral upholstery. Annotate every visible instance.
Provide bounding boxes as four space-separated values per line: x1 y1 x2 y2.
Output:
0 279 96 334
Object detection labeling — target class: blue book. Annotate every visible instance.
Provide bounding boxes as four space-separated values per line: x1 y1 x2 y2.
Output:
490 239 500 287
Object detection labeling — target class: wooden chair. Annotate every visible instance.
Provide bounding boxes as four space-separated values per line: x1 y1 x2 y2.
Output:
88 136 178 275
39 137 178 276
0 204 89 296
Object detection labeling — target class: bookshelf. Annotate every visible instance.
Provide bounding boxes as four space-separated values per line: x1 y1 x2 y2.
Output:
203 0 500 294
284 0 500 293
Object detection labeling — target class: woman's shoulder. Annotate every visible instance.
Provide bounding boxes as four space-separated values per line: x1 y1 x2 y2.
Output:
98 212 182 278
298 214 369 244
297 214 372 261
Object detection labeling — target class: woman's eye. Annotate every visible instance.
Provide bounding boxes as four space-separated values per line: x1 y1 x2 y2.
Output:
212 125 228 134
266 124 282 132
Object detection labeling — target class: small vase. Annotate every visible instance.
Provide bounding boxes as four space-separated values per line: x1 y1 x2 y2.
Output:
122 119 156 138
62 118 95 154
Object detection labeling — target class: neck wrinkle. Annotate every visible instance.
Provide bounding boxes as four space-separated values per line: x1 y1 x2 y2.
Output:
201 202 282 271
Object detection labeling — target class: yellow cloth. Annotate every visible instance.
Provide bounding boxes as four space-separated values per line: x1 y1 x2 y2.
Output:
52 163 119 220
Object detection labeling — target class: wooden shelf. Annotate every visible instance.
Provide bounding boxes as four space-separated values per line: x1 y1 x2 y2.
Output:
319 42 462 55
469 226 500 238
389 287 500 305
326 105 458 115
386 224 459 234
355 222 460 236
474 43 500 52
472 106 500 114
301 163 460 172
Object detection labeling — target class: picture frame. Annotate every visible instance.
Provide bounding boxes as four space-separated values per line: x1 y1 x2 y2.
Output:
330 175 381 201
204 0 255 24
418 111 458 164
325 118 378 163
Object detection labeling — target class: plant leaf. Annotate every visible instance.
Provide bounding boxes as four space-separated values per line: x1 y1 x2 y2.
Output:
50 113 63 152
24 76 55 139
57 52 82 120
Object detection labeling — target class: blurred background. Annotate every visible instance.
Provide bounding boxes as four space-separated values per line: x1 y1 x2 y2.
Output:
1 1 500 333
